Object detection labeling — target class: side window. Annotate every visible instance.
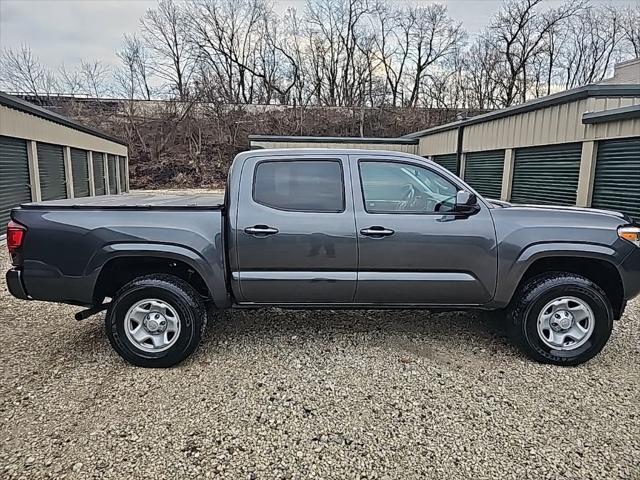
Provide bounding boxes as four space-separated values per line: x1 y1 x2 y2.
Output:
253 160 344 212
360 161 458 214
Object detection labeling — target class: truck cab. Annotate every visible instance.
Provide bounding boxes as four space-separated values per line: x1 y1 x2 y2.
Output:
227 150 497 306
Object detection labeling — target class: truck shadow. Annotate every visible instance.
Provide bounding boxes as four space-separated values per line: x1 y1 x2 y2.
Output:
201 308 521 365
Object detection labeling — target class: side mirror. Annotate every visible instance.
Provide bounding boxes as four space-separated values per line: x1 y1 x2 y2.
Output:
454 191 480 215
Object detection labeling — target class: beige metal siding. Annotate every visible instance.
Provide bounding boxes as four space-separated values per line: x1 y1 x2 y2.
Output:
585 97 640 140
418 129 457 156
462 96 640 152
0 105 127 156
251 140 418 154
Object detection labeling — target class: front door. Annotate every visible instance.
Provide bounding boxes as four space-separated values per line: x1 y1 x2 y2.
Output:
234 154 357 303
351 155 498 305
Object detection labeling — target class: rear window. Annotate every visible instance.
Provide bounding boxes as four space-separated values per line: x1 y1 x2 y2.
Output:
253 160 344 212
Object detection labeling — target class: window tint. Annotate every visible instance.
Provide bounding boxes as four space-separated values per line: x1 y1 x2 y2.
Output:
254 160 344 212
360 161 458 214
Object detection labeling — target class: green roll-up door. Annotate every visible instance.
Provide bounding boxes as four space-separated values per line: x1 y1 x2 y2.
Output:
71 148 90 197
37 143 66 201
592 137 640 221
118 156 127 193
107 154 118 194
93 153 106 195
0 136 32 230
511 143 581 205
464 150 504 199
432 154 458 175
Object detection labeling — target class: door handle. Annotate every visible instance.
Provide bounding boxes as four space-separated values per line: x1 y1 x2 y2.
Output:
360 226 395 237
244 225 279 236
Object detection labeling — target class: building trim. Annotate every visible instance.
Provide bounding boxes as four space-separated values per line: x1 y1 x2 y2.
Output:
0 92 127 146
63 146 74 199
576 141 598 207
26 140 41 202
500 149 515 202
249 135 419 145
87 151 96 196
405 84 640 139
582 104 640 124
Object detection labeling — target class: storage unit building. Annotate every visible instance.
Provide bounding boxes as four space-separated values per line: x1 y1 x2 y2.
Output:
406 82 639 217
0 92 129 234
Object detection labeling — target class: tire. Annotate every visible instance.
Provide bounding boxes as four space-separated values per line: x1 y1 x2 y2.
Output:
105 274 207 368
508 273 613 366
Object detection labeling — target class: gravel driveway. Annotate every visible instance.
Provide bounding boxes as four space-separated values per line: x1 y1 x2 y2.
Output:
1 246 639 480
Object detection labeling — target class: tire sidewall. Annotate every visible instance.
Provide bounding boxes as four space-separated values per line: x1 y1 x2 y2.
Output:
521 281 612 365
107 283 199 367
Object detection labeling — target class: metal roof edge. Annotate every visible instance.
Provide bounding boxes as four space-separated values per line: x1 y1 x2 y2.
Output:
582 104 640 124
0 92 128 147
406 84 640 138
248 135 419 145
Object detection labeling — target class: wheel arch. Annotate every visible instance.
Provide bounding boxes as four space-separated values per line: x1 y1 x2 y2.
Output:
89 243 229 308
496 243 625 319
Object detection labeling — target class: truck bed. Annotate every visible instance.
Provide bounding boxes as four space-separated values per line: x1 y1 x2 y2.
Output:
20 193 225 210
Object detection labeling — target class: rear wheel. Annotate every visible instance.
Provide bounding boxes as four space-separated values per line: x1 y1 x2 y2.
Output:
105 274 207 368
508 273 613 366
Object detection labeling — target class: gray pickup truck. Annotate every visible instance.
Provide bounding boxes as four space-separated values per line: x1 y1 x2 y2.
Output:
6 149 640 367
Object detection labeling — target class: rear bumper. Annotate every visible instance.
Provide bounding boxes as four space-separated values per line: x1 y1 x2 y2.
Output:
6 268 29 300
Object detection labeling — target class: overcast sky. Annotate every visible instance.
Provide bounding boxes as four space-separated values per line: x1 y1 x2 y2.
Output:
0 0 635 70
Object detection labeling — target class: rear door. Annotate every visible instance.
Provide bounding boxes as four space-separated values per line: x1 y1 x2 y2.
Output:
351 154 498 305
234 154 357 303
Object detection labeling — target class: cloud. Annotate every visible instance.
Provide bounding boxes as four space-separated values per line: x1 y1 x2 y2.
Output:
1 0 156 68
1 0 635 73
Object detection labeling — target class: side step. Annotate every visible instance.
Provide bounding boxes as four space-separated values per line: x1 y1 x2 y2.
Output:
75 303 110 321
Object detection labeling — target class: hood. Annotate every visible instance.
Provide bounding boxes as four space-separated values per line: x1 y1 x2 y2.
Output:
489 200 632 223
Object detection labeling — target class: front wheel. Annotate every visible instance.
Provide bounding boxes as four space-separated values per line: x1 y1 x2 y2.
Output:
508 273 613 366
105 274 207 368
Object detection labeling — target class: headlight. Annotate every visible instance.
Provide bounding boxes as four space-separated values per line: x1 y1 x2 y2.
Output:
618 226 640 247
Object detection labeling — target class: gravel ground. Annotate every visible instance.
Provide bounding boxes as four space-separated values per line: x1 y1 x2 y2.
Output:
1 247 639 480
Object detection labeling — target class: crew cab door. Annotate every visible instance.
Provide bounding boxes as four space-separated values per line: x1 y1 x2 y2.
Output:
351 154 498 305
232 154 357 303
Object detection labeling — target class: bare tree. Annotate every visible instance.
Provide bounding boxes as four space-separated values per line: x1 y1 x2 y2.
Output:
0 45 57 96
404 4 464 107
116 34 153 100
188 0 271 103
556 5 623 89
370 2 411 106
620 5 640 57
485 0 583 106
80 60 111 98
141 0 193 99
58 64 84 96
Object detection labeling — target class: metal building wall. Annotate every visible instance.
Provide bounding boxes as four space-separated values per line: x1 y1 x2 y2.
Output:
250 140 418 154
1 104 127 156
0 136 31 230
0 100 129 235
462 96 640 152
418 129 458 156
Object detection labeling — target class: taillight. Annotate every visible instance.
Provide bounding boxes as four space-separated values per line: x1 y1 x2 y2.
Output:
7 220 26 254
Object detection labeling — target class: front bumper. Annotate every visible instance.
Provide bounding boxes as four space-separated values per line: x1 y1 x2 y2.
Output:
6 268 29 300
620 247 640 301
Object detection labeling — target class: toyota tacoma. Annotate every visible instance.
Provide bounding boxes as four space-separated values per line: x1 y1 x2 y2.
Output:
6 149 640 367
